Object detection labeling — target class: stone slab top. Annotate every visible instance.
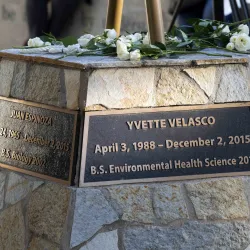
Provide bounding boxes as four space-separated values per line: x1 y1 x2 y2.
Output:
0 48 249 70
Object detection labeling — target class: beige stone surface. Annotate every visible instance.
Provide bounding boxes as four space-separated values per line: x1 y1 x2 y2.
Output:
108 185 154 223
0 59 15 97
183 66 217 97
153 184 188 223
28 236 60 250
28 183 71 244
185 178 249 220
0 202 25 250
215 64 250 102
86 68 155 109
64 69 81 109
156 68 209 106
5 172 32 205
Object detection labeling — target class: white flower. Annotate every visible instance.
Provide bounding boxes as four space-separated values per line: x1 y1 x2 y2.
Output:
143 33 150 44
78 34 94 47
118 36 131 47
105 38 114 45
238 24 249 35
126 33 142 43
63 44 81 55
168 36 181 42
226 42 235 50
130 49 141 61
218 24 230 34
45 42 51 46
116 40 130 60
230 34 238 43
105 29 117 39
234 33 250 51
27 37 44 47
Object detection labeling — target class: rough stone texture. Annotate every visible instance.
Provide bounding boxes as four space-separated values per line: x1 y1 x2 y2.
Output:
0 202 25 250
124 221 250 250
216 64 250 102
28 237 60 250
183 66 217 98
80 230 119 250
185 178 249 220
0 59 15 97
108 185 154 223
25 64 60 106
156 68 209 106
32 180 44 191
64 69 81 109
10 61 27 99
86 68 155 109
28 183 71 244
153 184 188 223
0 171 6 210
5 172 32 205
70 188 118 248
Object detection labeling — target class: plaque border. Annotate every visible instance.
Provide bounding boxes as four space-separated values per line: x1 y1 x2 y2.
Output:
80 102 250 187
0 96 78 185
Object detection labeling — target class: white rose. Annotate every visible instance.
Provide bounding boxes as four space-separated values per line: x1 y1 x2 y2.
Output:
63 44 81 55
105 29 117 39
143 33 150 44
45 42 51 46
27 37 44 47
218 24 230 34
118 36 131 47
230 34 238 43
238 24 249 35
78 34 94 47
168 36 181 42
234 33 250 51
116 40 130 60
105 38 114 45
226 42 234 50
130 49 141 61
126 33 142 43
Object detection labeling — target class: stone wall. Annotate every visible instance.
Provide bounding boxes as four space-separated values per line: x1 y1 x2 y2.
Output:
0 52 250 249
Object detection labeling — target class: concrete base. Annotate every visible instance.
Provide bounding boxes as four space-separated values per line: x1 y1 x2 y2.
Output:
0 50 250 250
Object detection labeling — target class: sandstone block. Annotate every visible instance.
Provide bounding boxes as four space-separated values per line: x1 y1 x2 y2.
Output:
28 237 60 250
80 230 119 250
70 188 118 248
28 183 71 244
108 185 154 223
25 64 60 106
185 178 249 220
0 59 15 97
86 68 155 109
156 68 209 106
64 69 81 109
153 184 188 223
0 203 25 250
215 64 250 102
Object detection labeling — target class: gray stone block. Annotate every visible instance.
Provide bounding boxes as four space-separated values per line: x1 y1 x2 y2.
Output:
70 188 118 248
124 221 250 250
0 171 6 210
0 59 15 97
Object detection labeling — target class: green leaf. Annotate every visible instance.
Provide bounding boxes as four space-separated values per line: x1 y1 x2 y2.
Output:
176 40 193 48
86 38 98 50
154 42 166 50
60 36 78 46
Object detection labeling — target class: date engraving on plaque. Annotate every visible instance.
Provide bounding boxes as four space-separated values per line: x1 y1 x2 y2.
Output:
80 103 250 186
0 97 77 185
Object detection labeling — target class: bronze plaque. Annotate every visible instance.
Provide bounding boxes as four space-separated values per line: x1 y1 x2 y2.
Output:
0 97 77 185
80 103 250 187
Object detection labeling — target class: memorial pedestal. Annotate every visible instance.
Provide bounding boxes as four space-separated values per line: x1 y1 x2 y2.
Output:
0 49 250 249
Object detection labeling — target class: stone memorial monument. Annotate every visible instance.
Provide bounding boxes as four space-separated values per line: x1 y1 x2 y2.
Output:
0 1 250 250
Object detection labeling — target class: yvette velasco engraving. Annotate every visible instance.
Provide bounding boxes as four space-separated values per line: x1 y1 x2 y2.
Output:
80 103 250 187
0 96 77 185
